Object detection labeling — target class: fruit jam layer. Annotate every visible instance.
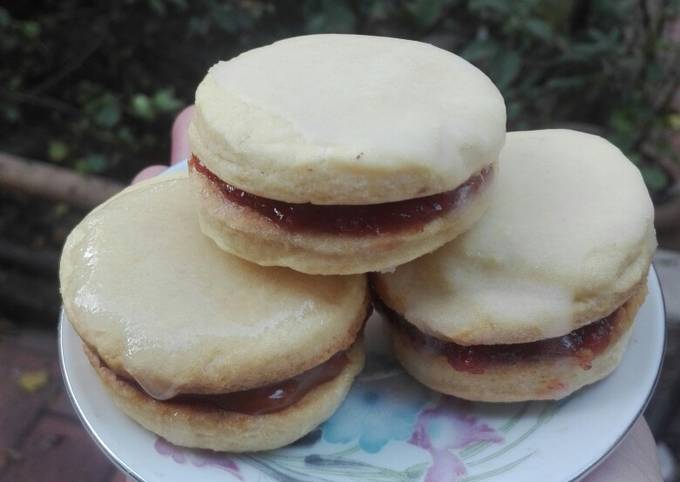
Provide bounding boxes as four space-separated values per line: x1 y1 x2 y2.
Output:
378 301 628 374
118 350 349 415
190 156 492 236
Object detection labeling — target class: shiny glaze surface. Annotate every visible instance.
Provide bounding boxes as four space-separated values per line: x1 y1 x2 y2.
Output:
60 174 368 398
191 156 492 235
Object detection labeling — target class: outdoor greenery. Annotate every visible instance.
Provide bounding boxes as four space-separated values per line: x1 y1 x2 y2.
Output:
2 0 679 196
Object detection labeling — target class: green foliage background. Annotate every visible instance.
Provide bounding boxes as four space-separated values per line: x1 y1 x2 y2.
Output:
1 0 679 195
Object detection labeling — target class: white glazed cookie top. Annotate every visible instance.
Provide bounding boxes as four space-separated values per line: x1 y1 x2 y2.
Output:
189 34 506 204
375 130 656 344
59 174 367 396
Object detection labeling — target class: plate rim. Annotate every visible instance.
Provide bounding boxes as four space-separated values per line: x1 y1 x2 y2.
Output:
58 314 145 482
566 265 666 481
58 200 666 482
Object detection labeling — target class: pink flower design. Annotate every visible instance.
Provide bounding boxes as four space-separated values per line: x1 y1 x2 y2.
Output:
409 397 503 482
154 437 242 480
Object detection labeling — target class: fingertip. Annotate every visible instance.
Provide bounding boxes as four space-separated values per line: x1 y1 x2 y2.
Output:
132 165 168 184
171 105 195 165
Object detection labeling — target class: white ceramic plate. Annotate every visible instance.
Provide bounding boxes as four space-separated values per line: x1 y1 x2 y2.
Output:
59 163 665 482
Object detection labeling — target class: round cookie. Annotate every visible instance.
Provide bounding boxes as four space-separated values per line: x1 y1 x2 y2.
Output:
188 34 505 274
373 129 656 401
60 172 369 450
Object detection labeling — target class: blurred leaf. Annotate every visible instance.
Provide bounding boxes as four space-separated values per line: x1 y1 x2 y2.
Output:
21 21 40 39
506 100 523 122
609 109 636 136
366 0 392 20
131 94 154 120
305 0 356 33
48 140 69 162
666 113 680 130
0 7 11 28
639 165 668 193
493 51 521 89
54 203 68 216
524 18 553 41
468 0 512 15
211 4 240 33
3 105 20 123
566 29 621 60
406 0 451 29
77 153 108 173
653 139 680 163
85 93 121 128
461 39 498 61
240 0 273 18
188 16 210 35
148 0 167 15
17 370 48 393
9 75 21 90
645 61 663 83
117 126 135 144
152 88 182 112
545 76 587 89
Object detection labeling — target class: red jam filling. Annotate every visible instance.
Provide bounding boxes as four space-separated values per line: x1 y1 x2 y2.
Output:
120 350 350 415
190 156 492 236
376 301 624 374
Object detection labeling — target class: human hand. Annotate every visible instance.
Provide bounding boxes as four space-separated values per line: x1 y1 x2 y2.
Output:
583 417 662 481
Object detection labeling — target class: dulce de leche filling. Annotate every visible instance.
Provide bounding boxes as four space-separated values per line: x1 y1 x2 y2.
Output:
377 301 628 374
190 156 493 236
112 350 350 415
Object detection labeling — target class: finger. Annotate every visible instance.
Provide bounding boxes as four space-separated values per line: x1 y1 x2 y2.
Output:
170 105 195 165
584 417 662 482
132 165 168 184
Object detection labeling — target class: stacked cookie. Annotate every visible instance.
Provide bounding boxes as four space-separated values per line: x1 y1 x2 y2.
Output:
188 34 503 275
59 34 656 453
372 130 655 402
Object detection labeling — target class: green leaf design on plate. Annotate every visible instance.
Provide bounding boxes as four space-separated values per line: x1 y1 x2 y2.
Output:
460 402 531 460
466 402 557 467
461 451 536 482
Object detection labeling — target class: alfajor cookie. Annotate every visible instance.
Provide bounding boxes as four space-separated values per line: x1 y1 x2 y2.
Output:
60 173 369 451
373 129 656 402
188 34 505 275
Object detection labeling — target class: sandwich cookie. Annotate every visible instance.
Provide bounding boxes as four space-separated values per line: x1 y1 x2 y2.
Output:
372 130 656 402
189 34 506 275
60 173 369 451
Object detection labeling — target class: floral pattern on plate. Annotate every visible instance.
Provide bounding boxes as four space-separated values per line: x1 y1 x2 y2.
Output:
154 355 559 482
